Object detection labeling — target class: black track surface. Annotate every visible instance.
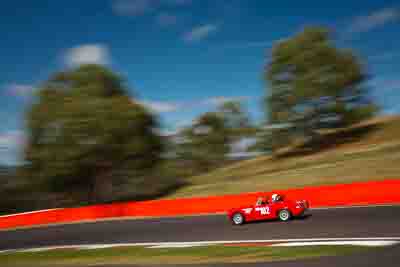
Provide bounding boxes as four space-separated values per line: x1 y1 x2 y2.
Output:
0 206 399 250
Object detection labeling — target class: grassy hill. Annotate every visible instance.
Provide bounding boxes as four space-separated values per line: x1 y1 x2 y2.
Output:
166 116 400 199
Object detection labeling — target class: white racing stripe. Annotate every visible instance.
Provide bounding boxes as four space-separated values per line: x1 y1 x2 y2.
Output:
271 240 400 247
1 237 400 253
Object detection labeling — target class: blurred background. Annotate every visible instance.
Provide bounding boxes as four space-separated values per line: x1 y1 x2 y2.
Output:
0 0 399 214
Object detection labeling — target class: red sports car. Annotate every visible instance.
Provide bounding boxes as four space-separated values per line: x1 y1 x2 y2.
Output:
227 194 309 225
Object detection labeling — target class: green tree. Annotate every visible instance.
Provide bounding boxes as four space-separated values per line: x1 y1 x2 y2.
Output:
217 100 256 139
265 27 377 151
24 65 163 203
218 101 250 130
179 112 230 172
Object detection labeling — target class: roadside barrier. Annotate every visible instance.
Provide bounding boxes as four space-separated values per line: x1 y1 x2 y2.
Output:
1 179 399 230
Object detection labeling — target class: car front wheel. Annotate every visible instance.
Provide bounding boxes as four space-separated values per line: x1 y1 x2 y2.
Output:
232 213 244 225
278 209 291 222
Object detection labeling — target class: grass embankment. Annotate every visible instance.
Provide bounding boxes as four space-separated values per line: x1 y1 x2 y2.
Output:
0 245 372 266
168 116 400 198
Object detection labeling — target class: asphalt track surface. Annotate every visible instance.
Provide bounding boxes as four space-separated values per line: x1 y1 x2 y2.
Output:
0 205 399 251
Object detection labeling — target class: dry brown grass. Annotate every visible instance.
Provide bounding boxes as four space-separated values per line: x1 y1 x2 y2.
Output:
167 116 400 198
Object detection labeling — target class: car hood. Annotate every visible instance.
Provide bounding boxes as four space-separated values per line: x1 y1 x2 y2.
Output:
228 205 253 213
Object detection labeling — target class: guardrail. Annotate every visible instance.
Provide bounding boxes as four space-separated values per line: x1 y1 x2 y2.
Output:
1 179 399 230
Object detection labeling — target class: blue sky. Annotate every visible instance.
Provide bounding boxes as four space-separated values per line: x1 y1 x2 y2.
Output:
1 0 400 165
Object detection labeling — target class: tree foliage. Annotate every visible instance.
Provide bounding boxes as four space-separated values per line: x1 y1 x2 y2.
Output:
218 101 250 130
178 112 231 172
265 27 377 151
24 65 163 203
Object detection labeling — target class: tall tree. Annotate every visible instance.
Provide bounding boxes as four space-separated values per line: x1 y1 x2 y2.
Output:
265 27 377 151
218 101 250 130
179 112 230 172
217 100 255 139
24 65 163 203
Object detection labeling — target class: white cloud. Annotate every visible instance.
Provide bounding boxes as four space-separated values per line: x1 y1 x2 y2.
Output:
0 131 25 149
231 137 258 153
137 96 250 114
65 44 110 67
174 118 197 129
5 84 36 98
204 96 251 106
138 100 181 113
159 128 179 137
348 7 400 34
165 118 198 136
0 130 25 166
183 24 219 43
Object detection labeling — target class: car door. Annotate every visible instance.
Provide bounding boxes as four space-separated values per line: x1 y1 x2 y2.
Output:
253 202 275 221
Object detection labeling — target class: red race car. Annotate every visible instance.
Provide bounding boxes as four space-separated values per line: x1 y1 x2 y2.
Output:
227 194 309 225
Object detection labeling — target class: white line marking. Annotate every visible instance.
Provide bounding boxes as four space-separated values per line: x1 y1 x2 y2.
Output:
149 244 210 249
0 250 15 254
271 240 400 247
2 237 400 253
0 209 62 218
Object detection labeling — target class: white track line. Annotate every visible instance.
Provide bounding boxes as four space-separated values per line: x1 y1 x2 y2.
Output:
0 209 62 218
271 240 400 247
2 237 400 253
148 244 210 249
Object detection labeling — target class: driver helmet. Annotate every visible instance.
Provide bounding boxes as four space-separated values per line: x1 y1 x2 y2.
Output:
271 193 280 202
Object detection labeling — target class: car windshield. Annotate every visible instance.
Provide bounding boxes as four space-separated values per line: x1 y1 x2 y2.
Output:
256 198 267 205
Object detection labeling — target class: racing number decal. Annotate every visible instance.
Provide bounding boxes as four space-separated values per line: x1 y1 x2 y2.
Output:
255 206 270 215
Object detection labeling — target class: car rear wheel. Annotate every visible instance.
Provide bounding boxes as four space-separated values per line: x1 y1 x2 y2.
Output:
278 209 291 222
232 213 244 225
